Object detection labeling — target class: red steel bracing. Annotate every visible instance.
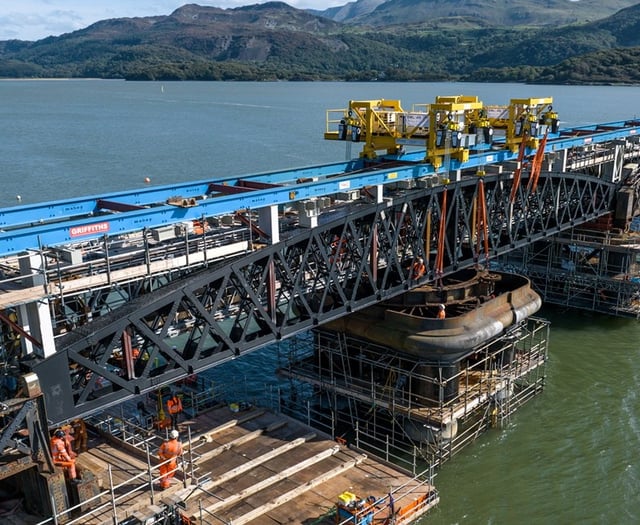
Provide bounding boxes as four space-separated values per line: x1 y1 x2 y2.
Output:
234 211 270 240
207 183 254 194
0 311 43 350
476 180 490 267
509 132 529 203
122 330 136 380
237 180 281 190
435 189 448 278
267 260 277 323
371 225 378 283
97 199 146 212
527 132 549 193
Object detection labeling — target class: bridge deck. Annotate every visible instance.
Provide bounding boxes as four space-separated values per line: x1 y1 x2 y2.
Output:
70 404 437 525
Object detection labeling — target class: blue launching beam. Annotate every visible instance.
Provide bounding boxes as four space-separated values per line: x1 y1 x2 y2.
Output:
0 120 638 257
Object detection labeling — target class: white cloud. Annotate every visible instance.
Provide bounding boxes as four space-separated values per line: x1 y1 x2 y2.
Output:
0 1 344 41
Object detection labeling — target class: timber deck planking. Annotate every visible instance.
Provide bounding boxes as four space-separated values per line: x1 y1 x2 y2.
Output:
70 404 436 524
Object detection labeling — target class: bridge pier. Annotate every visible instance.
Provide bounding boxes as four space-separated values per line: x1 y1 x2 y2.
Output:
279 269 549 469
258 205 280 244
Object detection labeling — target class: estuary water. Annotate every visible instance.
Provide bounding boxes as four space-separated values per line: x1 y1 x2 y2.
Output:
2 80 640 524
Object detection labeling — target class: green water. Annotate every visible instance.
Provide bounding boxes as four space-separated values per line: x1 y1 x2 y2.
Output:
425 307 640 524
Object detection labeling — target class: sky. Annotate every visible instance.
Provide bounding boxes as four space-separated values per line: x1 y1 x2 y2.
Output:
0 1 344 41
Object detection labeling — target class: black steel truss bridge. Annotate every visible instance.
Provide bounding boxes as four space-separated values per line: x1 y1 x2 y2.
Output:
29 170 618 424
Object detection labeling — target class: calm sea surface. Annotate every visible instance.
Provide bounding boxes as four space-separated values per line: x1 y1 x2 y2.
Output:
2 80 640 524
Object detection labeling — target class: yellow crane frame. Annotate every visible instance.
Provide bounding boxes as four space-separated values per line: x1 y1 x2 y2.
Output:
505 97 555 152
325 99 428 159
324 95 558 163
427 95 484 169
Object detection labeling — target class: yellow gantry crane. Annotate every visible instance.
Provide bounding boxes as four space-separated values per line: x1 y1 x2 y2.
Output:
426 95 486 169
504 97 557 152
324 94 558 164
324 99 409 159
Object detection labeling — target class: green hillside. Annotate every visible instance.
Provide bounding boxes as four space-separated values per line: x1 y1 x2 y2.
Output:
1 2 640 83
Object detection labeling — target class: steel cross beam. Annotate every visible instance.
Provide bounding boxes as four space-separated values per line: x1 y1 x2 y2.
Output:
0 395 54 478
31 171 617 424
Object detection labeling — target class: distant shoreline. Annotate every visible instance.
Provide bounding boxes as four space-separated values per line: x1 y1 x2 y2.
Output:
0 77 122 81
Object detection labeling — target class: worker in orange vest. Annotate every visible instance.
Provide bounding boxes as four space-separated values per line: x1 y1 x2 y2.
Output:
50 429 80 483
60 424 77 459
166 391 183 430
412 257 426 281
158 429 183 489
71 418 88 454
437 303 446 319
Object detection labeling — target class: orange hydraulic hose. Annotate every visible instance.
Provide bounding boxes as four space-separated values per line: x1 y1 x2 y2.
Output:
435 189 448 276
476 179 490 267
527 132 548 193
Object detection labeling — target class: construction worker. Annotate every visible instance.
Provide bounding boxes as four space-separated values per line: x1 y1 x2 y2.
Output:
157 429 182 489
166 390 183 429
437 303 446 319
60 424 76 459
71 418 88 454
50 429 80 483
412 257 426 281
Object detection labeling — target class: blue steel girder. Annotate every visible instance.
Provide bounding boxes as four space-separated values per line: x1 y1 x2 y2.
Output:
0 162 424 256
31 170 617 425
0 161 359 229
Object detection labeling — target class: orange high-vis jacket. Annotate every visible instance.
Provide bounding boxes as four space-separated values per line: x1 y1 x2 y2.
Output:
159 438 183 460
51 436 72 463
412 261 426 279
167 396 183 415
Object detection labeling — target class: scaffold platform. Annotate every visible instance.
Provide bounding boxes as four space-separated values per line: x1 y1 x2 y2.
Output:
35 401 438 525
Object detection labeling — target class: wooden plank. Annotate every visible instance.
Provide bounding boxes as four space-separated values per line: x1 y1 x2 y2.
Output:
200 432 317 489
192 420 287 463
193 427 263 461
192 446 345 517
229 453 367 525
186 409 266 446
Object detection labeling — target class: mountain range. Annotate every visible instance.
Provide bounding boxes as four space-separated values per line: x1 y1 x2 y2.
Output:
315 0 637 27
1 1 640 84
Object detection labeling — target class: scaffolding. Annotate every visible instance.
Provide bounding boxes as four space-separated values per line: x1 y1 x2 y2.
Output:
0 377 223 525
498 225 640 317
277 316 549 470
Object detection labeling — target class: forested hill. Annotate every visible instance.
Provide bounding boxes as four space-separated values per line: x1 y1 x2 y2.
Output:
2 1 640 84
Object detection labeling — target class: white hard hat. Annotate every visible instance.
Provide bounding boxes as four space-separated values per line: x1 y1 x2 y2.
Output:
439 304 446 309
170 429 179 439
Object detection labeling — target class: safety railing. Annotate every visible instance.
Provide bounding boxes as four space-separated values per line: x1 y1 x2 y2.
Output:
179 375 219 418
36 439 193 525
334 474 439 525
